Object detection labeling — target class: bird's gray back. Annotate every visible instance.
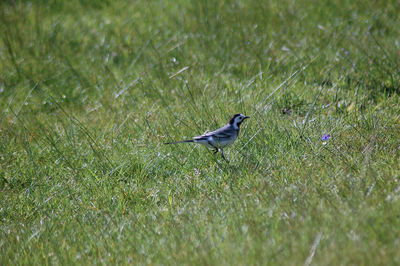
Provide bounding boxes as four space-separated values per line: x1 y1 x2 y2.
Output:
194 124 237 140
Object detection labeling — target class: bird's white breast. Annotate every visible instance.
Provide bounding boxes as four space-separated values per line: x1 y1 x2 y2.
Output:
209 134 236 148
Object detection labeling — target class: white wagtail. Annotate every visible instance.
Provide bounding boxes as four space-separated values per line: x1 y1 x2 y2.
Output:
165 114 249 162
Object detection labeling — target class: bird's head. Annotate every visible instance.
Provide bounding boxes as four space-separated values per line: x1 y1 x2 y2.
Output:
229 113 250 129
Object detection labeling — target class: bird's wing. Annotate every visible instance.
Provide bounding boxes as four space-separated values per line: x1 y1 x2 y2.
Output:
194 124 234 140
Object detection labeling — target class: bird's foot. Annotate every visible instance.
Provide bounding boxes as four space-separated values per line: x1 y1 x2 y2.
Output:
220 149 229 163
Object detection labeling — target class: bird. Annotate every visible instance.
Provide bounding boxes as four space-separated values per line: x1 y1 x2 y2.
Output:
164 113 250 162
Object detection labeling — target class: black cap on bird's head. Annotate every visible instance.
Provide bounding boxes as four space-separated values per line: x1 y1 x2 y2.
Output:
229 113 250 126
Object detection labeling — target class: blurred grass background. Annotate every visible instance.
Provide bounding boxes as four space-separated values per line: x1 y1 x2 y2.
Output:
1 0 400 264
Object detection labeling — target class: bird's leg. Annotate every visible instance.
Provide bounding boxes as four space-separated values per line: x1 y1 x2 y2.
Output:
213 148 219 154
220 149 229 163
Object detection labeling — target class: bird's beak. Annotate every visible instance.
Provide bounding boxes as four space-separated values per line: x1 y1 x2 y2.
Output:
244 116 250 119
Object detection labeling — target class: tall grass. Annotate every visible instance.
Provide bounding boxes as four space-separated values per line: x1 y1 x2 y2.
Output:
1 0 400 264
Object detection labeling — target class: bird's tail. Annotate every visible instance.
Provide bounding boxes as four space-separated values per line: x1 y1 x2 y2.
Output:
164 140 194 145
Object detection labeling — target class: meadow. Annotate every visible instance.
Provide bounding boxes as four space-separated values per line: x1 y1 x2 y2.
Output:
1 0 400 264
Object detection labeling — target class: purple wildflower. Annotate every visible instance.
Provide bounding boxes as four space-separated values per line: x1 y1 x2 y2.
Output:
321 134 331 141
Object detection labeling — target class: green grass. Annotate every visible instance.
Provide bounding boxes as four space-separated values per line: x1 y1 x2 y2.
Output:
1 0 400 264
